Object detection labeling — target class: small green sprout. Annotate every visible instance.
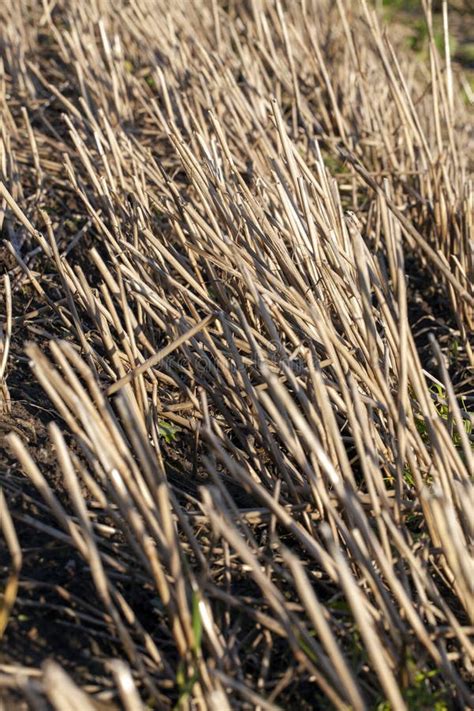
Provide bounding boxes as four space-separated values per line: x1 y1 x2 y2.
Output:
158 420 180 444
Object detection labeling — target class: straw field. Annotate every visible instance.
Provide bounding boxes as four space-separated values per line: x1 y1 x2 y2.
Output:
0 0 473 708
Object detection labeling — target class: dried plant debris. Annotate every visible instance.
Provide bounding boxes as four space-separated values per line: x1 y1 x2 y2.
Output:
0 0 473 709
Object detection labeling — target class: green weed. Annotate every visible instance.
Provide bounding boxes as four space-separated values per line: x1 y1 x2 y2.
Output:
158 420 180 444
377 663 449 710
